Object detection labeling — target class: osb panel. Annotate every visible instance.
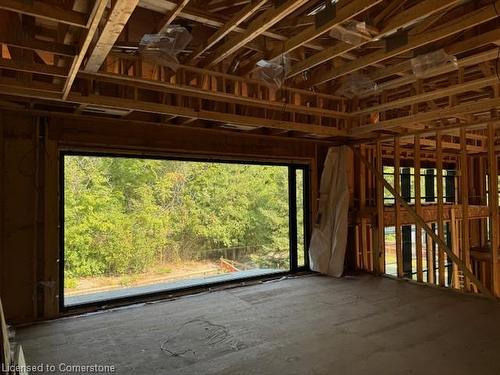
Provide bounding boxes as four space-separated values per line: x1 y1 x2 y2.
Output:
49 115 319 162
2 119 37 322
0 110 325 323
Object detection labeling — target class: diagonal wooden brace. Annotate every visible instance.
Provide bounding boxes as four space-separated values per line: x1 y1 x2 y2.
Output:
351 145 495 299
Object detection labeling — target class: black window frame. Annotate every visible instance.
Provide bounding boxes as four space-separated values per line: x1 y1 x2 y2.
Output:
59 150 311 311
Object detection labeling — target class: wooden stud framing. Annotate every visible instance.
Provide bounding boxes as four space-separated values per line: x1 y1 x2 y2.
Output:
414 135 423 282
436 131 445 287
375 140 385 274
360 144 368 270
460 127 471 291
394 138 403 278
352 146 494 298
427 229 435 284
487 122 499 297
450 208 460 288
0 0 499 320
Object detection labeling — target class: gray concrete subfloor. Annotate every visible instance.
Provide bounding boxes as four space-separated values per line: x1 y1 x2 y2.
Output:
16 274 500 375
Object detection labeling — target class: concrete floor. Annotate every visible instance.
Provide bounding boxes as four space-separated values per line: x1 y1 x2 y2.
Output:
16 274 500 375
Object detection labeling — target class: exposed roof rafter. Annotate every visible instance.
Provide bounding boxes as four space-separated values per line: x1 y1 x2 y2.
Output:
85 0 140 73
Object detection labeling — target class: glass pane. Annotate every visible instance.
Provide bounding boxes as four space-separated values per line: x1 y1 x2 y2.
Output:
384 227 397 276
63 155 291 306
296 169 305 268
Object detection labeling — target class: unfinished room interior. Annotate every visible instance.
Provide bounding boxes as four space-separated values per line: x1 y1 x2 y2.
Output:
1 0 500 373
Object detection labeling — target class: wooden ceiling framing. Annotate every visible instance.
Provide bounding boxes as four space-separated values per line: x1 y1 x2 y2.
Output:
0 0 499 149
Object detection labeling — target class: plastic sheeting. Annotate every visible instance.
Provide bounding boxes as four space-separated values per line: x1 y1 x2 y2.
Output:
411 49 458 78
309 146 349 277
139 26 192 71
335 73 377 98
329 20 369 45
254 53 291 88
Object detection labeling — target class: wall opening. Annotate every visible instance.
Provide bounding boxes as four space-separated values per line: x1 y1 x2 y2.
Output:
60 152 309 308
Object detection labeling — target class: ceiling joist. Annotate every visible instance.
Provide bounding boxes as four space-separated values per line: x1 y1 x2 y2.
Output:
0 0 497 143
204 0 310 68
85 0 140 73
310 1 500 86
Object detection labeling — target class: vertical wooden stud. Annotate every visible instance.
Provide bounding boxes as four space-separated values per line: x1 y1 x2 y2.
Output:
436 131 445 286
460 127 471 291
375 140 385 274
487 122 499 297
394 138 403 278
414 135 423 282
360 145 368 270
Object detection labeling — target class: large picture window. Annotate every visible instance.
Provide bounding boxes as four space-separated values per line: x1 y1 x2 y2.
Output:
61 153 309 307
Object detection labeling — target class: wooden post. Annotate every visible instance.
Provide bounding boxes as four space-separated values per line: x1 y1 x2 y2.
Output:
413 80 423 282
375 140 385 274
426 231 435 284
360 145 368 271
355 225 361 269
414 135 423 282
394 138 403 278
436 131 445 286
479 157 488 245
460 127 471 291
487 122 499 297
450 208 460 288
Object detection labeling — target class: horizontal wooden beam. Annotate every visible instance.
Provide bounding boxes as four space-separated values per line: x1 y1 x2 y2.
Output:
66 93 348 137
78 71 353 120
0 33 77 57
355 75 499 115
400 138 486 153
0 0 88 27
374 116 500 143
355 204 490 227
108 51 347 102
0 57 68 77
361 48 500 98
352 96 500 136
0 72 350 137
0 78 62 97
368 28 500 83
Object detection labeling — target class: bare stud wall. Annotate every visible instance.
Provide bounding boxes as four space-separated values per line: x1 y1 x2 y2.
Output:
350 128 500 299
